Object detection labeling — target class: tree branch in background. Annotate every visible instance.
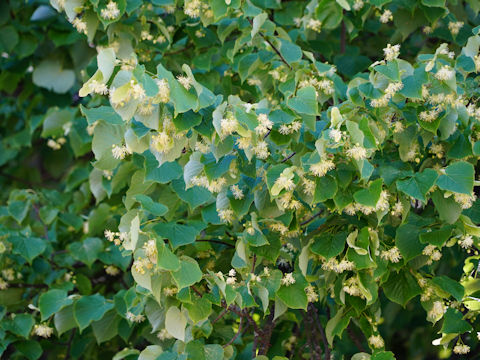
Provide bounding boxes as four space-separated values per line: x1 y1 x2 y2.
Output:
224 316 243 347
247 18 292 70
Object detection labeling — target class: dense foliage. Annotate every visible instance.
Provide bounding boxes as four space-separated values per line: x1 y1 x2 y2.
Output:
2 0 480 359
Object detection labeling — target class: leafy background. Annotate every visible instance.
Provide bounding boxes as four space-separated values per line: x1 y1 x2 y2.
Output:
1 0 480 359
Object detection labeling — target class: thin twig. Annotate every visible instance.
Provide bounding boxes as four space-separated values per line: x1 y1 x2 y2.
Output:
9 283 48 288
32 203 49 240
316 315 330 360
252 330 258 359
251 254 257 273
197 239 235 248
257 306 276 356
224 316 243 347
0 171 33 187
191 285 203 298
309 305 330 360
212 308 228 324
281 152 296 163
65 328 76 360
247 18 292 70
300 210 323 226
163 44 193 56
223 303 259 334
347 325 366 352
340 20 346 54
263 128 272 139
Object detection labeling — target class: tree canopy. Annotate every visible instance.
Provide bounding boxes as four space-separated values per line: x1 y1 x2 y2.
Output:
1 0 480 359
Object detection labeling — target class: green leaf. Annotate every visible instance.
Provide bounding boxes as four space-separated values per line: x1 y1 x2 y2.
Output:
68 237 103 268
54 305 76 336
203 154 234 180
276 273 308 310
278 38 302 64
91 121 124 170
165 306 186 341
171 179 213 209
238 53 262 83
287 86 318 116
3 314 34 338
138 346 163 360
419 226 452 247
80 105 123 125
431 190 462 224
0 25 19 52
172 257 203 289
266 163 289 195
156 239 181 271
399 67 428 99
91 310 120 344
432 276 464 301
441 308 472 334
145 154 183 183
153 222 201 249
15 340 42 360
32 59 75 93
374 61 400 81
39 289 73 321
9 236 46 264
325 308 351 345
371 352 396 360
436 161 474 195
134 194 168 216
157 64 197 114
421 0 445 6
251 12 268 38
396 169 438 202
113 349 140 360
184 297 212 324
314 175 338 202
310 232 346 259
353 178 383 207
7 200 30 224
382 270 421 307
73 294 114 333
396 223 424 261
204 345 224 360
336 0 351 10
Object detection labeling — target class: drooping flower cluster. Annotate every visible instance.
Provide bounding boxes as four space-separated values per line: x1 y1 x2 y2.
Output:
101 1 120 20
383 44 400 61
111 144 132 160
380 247 402 263
33 324 54 338
281 272 296 286
104 229 129 246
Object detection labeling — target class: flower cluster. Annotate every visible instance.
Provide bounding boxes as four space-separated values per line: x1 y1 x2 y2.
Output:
101 1 120 20
104 229 129 246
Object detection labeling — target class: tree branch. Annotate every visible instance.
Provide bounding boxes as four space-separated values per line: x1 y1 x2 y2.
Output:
281 152 296 163
9 283 48 288
212 308 228 324
310 305 330 360
300 210 323 226
257 308 276 355
197 239 235 248
340 20 346 54
247 18 292 70
224 316 243 347
0 170 34 187
191 285 203 298
347 324 366 352
65 328 76 360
